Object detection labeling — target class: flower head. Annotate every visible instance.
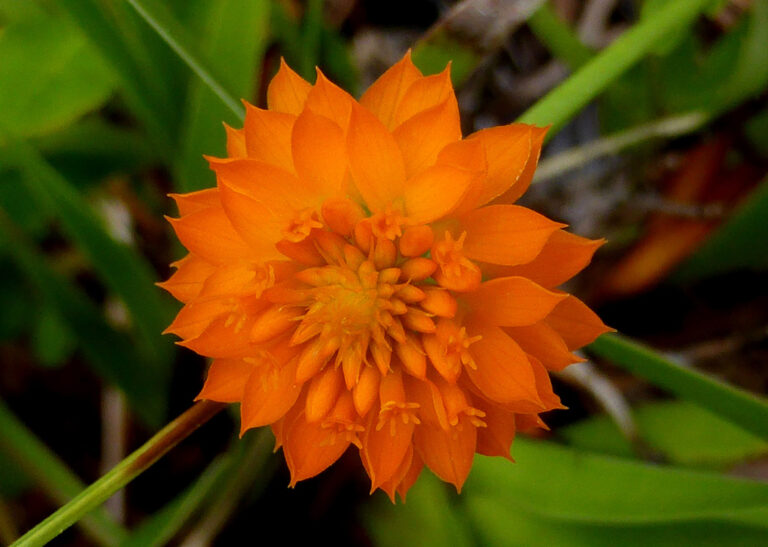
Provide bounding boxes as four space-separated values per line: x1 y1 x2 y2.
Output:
161 52 610 501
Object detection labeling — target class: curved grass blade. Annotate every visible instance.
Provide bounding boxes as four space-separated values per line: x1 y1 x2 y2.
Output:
518 0 713 134
123 0 244 122
0 399 127 546
589 333 768 440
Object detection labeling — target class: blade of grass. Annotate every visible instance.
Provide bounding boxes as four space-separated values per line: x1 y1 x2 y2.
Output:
0 212 165 425
518 0 712 134
0 399 127 546
14 401 226 547
176 0 270 192
589 333 768 440
1 130 175 386
527 3 594 70
298 0 324 81
123 0 245 122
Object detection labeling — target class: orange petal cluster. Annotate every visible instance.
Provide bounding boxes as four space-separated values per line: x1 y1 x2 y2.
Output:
161 52 610 501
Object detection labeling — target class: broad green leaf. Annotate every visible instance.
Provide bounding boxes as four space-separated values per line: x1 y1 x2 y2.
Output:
1 133 175 394
464 439 768 525
589 334 768 440
176 0 270 192
0 213 166 425
466 495 768 547
52 0 183 150
32 307 76 369
366 471 475 547
675 178 768 280
0 15 115 137
560 401 768 468
0 259 34 340
0 398 127 545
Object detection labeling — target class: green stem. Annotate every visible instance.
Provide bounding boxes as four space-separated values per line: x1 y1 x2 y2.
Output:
533 111 709 183
518 0 712 134
0 399 126 545
13 401 226 547
122 0 245 122
589 334 768 440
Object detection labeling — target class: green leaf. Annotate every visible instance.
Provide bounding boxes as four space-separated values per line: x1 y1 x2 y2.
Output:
674 178 768 279
0 15 115 137
176 0 270 192
366 471 475 547
1 133 175 389
0 214 166 425
31 307 76 368
463 440 768 546
588 334 768 440
527 4 594 70
0 259 35 340
560 401 768 468
0 398 127 545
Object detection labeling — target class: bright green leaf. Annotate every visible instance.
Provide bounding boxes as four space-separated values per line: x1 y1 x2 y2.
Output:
0 15 115 137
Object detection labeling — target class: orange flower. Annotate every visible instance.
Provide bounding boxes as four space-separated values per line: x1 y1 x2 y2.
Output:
161 52 610 501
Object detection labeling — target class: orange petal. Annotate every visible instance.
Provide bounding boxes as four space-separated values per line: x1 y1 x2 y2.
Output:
414 420 475 493
240 355 302 431
362 406 415 491
528 355 564 411
393 97 461 177
283 409 352 486
163 297 229 339
545 295 612 350
292 109 347 196
393 66 455 127
305 69 355 130
242 103 296 172
267 58 312 115
395 448 424 502
224 123 247 158
360 50 423 129
465 277 566 327
466 325 541 405
196 358 253 402
213 158 313 254
157 254 216 303
506 322 582 372
305 365 344 423
466 123 532 206
491 125 548 204
403 374 449 430
375 444 415 502
404 164 478 224
168 206 255 264
483 230 604 288
473 398 516 460
347 103 406 212
181 313 264 359
170 188 221 217
460 204 565 266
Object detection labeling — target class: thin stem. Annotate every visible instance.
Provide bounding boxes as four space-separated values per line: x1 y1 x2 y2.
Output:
589 334 768 440
533 112 708 183
518 0 712 134
123 0 245 122
13 400 226 547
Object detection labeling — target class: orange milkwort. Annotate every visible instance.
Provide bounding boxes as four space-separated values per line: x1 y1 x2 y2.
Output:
160 52 611 501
